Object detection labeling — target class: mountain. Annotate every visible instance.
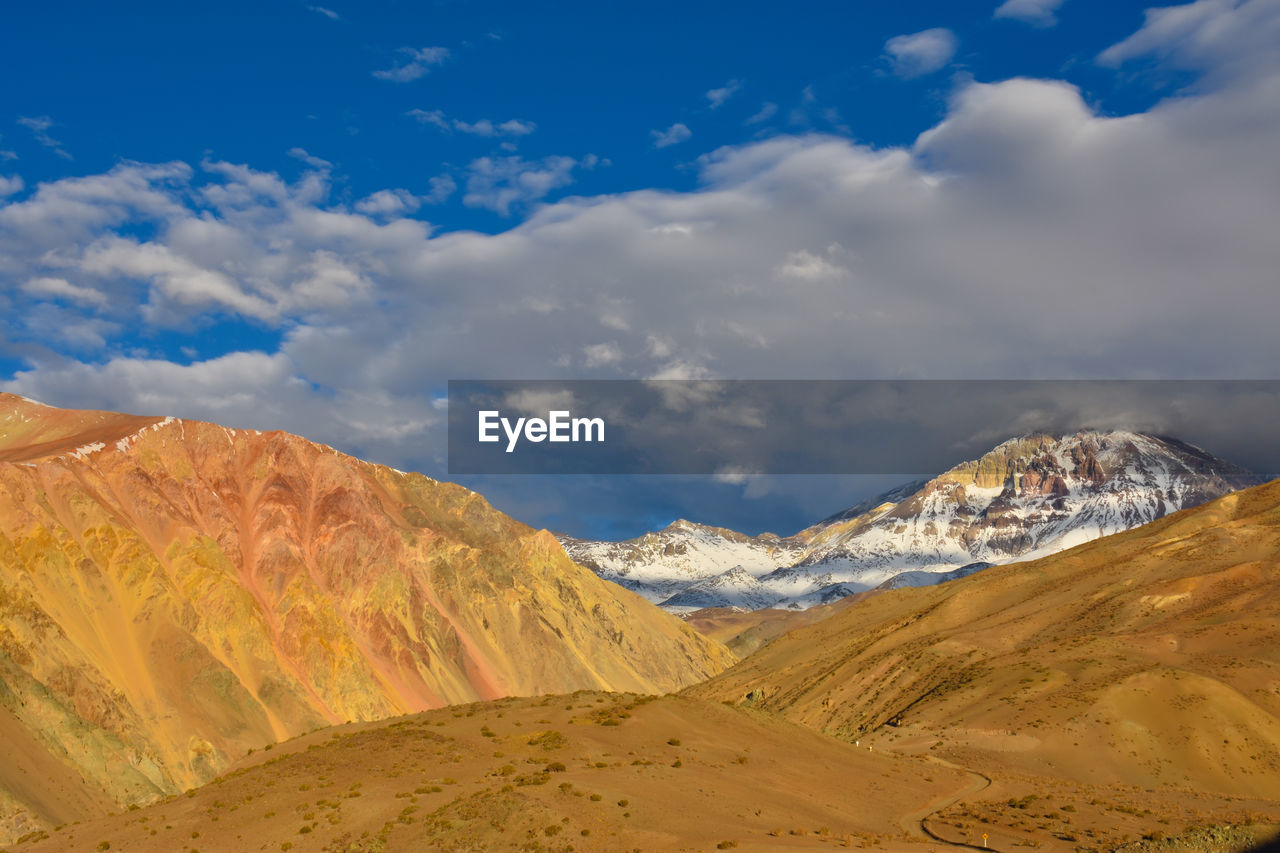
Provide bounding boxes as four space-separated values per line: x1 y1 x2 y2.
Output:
560 430 1263 611
0 394 733 842
689 477 1280 804
559 518 805 607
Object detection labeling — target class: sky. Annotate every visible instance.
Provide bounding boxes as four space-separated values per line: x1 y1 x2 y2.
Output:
2 0 1279 538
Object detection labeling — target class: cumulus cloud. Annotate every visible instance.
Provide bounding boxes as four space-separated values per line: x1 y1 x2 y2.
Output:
17 116 71 159
651 122 692 148
994 0 1067 27
407 109 536 137
883 28 958 78
0 175 21 196
373 46 450 82
706 80 742 109
2 0 1279 482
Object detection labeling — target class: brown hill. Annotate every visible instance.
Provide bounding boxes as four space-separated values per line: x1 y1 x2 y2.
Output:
13 691 978 852
0 394 733 842
690 477 1280 809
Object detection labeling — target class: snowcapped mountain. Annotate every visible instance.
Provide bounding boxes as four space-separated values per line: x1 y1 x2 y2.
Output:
558 519 805 606
558 430 1265 612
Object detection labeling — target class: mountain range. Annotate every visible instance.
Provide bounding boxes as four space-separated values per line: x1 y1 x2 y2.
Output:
561 430 1264 611
0 393 733 842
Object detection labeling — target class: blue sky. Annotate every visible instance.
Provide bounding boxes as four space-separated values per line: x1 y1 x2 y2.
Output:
2 0 1279 537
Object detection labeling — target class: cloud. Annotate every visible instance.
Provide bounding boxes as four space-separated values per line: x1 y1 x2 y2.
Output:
0 175 21 196
373 46 450 82
746 102 778 124
287 147 332 169
706 80 742 109
3 0 1280 488
426 173 457 204
17 116 72 159
462 154 580 215
354 188 421 218
21 276 107 307
651 122 692 148
407 109 536 137
994 0 1067 27
1098 0 1280 84
883 28 959 78
582 342 622 368
773 246 850 282
307 5 339 19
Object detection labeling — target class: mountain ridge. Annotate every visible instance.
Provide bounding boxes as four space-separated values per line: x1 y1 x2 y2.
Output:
560 429 1264 611
0 393 734 842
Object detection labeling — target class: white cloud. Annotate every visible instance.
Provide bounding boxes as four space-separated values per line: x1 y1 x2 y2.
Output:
17 115 71 160
425 174 457 204
583 342 622 368
883 28 959 78
746 102 778 124
373 46 450 82
706 80 742 109
462 155 579 215
22 276 107 307
651 122 692 148
774 248 850 282
994 0 1067 27
3 0 1280 474
354 188 421 217
307 5 339 19
1098 0 1280 84
287 147 332 169
0 175 21 196
407 109 536 137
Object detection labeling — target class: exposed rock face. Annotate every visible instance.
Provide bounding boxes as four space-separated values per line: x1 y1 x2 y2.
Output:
0 394 733 839
561 431 1263 610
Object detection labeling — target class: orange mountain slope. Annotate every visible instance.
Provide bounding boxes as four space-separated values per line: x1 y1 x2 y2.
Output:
690 476 1280 801
0 394 733 840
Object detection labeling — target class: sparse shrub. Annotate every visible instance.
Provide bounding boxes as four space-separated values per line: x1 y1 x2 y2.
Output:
299 825 312 834
546 762 567 772
96 843 111 852
589 793 602 802
617 799 629 807
544 825 562 836
717 842 737 850
667 738 681 746
672 758 683 768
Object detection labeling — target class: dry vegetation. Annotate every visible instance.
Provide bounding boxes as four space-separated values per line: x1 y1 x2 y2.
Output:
6 692 980 852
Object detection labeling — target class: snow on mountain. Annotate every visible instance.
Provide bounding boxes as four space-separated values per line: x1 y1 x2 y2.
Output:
658 566 781 612
558 430 1264 612
558 519 805 606
873 562 992 591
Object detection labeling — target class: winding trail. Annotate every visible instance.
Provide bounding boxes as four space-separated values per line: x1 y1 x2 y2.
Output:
897 754 998 851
